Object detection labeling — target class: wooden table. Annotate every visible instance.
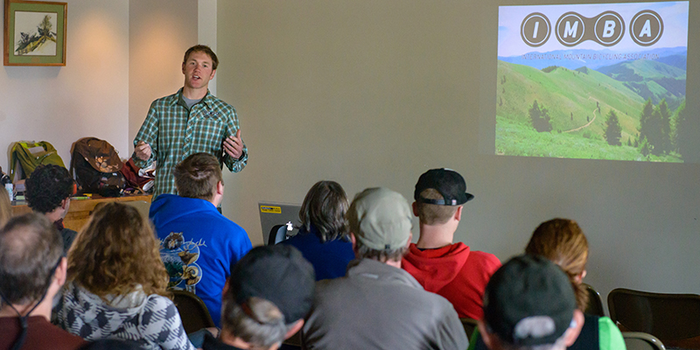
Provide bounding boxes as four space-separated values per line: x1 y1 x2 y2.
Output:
11 194 152 231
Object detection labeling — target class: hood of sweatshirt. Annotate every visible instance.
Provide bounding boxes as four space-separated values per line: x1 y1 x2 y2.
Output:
149 194 218 227
401 242 471 292
56 283 150 335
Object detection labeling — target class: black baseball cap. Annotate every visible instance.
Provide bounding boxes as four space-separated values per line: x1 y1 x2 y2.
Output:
414 168 474 205
483 254 577 346
229 245 315 323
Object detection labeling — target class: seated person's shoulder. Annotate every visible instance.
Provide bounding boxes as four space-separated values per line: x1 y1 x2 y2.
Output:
144 294 176 313
468 250 501 269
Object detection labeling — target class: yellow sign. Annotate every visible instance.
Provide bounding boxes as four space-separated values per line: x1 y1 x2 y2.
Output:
260 205 282 214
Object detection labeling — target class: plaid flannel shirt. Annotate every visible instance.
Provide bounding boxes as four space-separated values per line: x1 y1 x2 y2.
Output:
133 89 248 198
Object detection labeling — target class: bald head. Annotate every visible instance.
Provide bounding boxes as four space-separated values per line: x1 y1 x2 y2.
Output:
0 213 63 305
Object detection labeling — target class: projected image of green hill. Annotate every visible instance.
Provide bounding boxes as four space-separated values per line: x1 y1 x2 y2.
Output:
597 60 686 111
494 60 682 161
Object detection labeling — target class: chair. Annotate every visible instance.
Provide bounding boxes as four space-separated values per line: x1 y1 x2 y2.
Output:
172 290 216 334
583 283 605 317
268 222 294 245
623 332 666 350
460 317 479 341
608 288 700 348
280 329 302 350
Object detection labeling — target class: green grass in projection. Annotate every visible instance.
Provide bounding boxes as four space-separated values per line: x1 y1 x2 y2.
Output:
496 60 683 162
496 117 681 162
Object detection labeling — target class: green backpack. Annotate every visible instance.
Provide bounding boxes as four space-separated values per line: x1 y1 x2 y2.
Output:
10 141 67 180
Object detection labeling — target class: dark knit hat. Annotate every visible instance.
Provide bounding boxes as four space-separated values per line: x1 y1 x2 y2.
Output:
229 245 315 323
483 254 577 346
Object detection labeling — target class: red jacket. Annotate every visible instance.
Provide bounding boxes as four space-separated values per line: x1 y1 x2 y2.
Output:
402 242 501 320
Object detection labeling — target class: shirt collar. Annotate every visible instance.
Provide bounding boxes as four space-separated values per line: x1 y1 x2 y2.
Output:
173 88 213 109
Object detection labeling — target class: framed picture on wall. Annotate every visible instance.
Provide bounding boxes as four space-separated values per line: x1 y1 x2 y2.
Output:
4 0 67 66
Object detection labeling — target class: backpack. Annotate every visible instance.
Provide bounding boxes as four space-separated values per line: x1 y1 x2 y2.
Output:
70 137 126 197
10 141 67 181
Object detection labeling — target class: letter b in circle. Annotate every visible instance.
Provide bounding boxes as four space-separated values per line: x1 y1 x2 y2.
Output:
595 11 624 46
521 13 551 47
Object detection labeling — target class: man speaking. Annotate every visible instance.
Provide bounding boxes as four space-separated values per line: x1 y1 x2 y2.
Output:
133 45 247 198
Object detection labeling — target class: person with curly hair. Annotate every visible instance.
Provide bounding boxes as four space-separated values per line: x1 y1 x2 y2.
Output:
54 202 195 350
25 164 76 253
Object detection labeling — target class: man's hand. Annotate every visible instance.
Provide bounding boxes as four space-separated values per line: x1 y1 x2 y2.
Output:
223 129 244 159
135 141 152 161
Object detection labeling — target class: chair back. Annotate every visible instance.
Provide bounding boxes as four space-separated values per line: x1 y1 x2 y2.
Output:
172 290 216 334
608 288 700 342
269 223 292 245
460 318 479 341
623 332 666 350
583 283 605 317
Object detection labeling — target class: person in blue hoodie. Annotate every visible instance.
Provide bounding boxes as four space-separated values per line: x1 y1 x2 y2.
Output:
281 181 355 281
150 152 252 328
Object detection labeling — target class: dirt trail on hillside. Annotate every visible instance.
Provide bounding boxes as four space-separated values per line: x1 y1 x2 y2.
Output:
563 97 599 133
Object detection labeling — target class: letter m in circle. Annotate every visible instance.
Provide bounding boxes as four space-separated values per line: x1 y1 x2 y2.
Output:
564 21 579 38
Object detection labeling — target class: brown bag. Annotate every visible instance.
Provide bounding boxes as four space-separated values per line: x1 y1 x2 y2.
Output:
70 137 126 197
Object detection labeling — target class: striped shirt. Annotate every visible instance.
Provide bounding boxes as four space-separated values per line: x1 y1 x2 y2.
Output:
133 89 248 198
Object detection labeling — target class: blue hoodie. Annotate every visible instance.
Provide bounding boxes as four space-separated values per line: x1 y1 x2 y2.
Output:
150 194 252 327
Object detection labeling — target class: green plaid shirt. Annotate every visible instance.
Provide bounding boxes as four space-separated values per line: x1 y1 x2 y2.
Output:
133 89 248 198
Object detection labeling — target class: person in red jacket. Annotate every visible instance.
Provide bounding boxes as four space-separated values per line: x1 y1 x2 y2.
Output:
402 168 501 320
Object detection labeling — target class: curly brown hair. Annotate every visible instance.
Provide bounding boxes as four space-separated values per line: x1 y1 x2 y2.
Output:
25 164 74 214
67 202 168 298
525 218 589 310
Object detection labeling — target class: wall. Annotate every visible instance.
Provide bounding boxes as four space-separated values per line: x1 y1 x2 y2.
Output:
128 0 199 153
0 0 129 174
216 0 700 304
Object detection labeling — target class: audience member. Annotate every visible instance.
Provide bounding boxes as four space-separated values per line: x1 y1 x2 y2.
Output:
25 164 77 253
0 188 11 228
200 244 315 350
470 219 627 350
402 168 501 319
524 218 626 350
282 180 354 280
477 254 584 350
54 202 195 350
302 187 468 350
150 152 252 327
0 213 86 350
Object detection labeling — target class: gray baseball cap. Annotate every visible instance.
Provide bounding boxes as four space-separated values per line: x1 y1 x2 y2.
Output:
347 187 412 250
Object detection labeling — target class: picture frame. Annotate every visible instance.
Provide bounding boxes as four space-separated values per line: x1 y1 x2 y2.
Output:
4 0 67 66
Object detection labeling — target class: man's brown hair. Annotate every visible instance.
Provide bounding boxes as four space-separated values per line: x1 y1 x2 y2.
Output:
415 188 460 225
174 153 222 200
183 45 219 70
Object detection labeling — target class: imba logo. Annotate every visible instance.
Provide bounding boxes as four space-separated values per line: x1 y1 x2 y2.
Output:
520 9 663 47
